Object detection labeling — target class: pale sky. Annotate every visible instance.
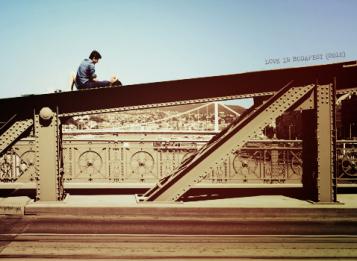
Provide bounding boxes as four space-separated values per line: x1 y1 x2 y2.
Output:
0 0 356 108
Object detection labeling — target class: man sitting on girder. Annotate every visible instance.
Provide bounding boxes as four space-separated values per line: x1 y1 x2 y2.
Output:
74 50 121 90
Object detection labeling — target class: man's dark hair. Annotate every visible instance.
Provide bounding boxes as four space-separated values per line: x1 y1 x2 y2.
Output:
89 50 102 60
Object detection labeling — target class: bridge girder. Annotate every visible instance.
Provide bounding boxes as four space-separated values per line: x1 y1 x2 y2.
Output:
0 61 356 201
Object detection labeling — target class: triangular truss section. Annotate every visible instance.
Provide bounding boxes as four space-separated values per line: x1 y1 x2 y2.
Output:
141 83 315 202
0 119 33 156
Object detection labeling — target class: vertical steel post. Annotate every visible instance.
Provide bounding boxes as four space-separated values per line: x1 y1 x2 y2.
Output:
35 107 64 201
315 84 337 202
302 109 317 201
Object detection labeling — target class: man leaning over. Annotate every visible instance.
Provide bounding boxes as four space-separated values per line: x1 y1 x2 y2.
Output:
75 50 121 90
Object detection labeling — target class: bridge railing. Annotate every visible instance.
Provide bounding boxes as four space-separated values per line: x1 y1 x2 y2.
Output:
0 136 356 186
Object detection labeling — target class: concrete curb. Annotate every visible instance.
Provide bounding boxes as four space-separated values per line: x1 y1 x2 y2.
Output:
0 196 33 215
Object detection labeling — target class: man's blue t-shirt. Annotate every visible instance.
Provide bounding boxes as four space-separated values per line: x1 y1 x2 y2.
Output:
76 58 97 86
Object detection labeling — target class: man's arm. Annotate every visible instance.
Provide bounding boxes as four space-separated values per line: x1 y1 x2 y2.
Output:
87 63 97 80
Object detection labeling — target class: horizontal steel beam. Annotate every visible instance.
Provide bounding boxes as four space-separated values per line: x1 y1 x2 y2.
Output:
0 61 356 122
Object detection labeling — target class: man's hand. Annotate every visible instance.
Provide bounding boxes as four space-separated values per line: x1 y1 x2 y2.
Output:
110 76 118 83
110 75 122 86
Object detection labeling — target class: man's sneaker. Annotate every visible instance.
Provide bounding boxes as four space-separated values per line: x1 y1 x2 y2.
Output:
111 79 122 86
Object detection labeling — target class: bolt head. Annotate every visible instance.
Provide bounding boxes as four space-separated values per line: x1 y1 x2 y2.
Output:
39 107 53 120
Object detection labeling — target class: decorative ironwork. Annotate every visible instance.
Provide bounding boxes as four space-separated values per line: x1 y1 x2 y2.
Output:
0 149 33 182
337 140 357 182
78 150 104 181
19 150 36 182
0 153 14 182
130 151 155 182
0 137 302 184
1 137 356 186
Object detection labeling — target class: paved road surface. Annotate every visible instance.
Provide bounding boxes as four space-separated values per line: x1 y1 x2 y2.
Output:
1 233 357 260
1 195 357 259
1 213 357 260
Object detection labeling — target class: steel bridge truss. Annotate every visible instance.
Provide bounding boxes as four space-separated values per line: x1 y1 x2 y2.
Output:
142 83 337 202
0 61 356 202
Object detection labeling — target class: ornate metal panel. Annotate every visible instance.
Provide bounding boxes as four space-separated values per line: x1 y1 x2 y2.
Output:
63 141 109 182
0 139 36 183
1 136 305 185
61 139 206 184
3 136 357 187
337 140 357 182
230 141 303 184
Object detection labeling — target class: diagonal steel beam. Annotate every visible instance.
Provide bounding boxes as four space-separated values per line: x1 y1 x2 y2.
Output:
0 119 33 156
143 84 315 202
